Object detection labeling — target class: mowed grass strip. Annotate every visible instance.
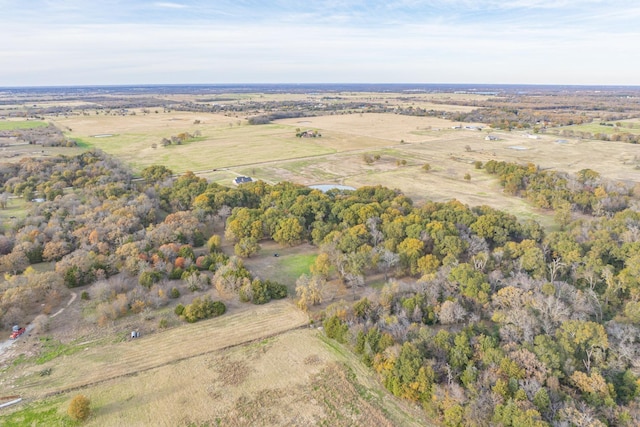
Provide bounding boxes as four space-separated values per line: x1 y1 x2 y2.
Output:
15 300 308 399
0 120 48 130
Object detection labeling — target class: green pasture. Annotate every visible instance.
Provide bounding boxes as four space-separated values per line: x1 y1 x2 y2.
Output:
276 253 317 282
0 198 29 231
0 396 77 427
244 244 318 291
263 252 317 289
0 120 48 130
72 123 336 174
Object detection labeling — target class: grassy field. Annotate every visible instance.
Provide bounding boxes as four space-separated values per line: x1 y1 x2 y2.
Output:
47 108 640 228
277 113 477 143
0 302 430 426
0 198 29 219
51 113 343 173
0 120 48 130
242 242 317 292
557 122 640 135
0 198 30 232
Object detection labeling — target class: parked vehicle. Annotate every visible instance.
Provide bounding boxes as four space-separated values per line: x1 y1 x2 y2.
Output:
9 325 26 340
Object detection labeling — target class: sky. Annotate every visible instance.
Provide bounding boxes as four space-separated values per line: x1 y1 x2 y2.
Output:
0 0 638 86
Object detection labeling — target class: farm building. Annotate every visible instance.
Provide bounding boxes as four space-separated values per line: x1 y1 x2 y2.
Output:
485 135 500 141
233 176 253 185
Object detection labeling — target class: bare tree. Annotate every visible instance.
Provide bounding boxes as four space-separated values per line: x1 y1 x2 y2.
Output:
548 258 566 282
0 192 9 210
378 248 400 281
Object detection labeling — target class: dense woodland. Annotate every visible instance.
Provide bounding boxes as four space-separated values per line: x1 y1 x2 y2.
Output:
1 150 640 425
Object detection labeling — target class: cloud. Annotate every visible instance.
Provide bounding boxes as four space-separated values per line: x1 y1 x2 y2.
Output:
153 2 187 9
0 0 638 85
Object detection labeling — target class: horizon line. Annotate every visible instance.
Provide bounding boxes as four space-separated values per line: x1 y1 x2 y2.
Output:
2 82 640 91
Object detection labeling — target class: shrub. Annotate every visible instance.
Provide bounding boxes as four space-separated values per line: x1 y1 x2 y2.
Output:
80 291 90 300
130 300 146 314
207 235 222 252
207 252 229 271
178 245 195 260
193 230 205 247
159 318 168 329
182 296 226 323
169 267 183 280
239 280 253 303
67 394 91 421
251 279 270 304
174 304 185 316
139 271 161 289
32 314 50 334
266 280 287 299
324 315 349 343
170 287 180 299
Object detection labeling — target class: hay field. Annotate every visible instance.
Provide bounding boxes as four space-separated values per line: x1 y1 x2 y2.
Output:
79 330 429 426
277 113 477 143
51 113 337 172
1 301 430 426
50 112 410 174
10 300 307 399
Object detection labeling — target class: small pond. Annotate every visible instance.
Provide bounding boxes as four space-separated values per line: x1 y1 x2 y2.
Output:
309 184 356 192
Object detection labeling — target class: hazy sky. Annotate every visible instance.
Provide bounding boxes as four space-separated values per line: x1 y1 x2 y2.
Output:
1 0 638 86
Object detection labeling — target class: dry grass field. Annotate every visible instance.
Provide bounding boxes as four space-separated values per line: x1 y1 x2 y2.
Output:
9 300 307 399
1 300 429 426
278 113 477 143
46 107 640 227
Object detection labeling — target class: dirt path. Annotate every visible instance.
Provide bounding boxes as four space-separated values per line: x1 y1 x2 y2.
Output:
50 292 77 318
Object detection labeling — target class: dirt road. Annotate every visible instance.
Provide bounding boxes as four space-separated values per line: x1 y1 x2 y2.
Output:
0 292 76 358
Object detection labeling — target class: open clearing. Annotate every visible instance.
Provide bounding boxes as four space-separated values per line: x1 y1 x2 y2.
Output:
0 300 429 426
242 242 317 293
